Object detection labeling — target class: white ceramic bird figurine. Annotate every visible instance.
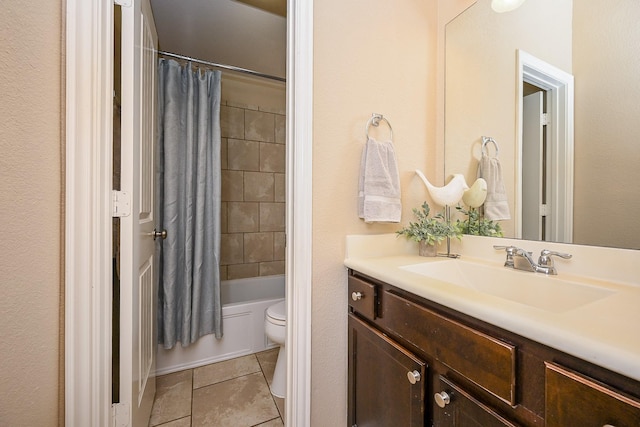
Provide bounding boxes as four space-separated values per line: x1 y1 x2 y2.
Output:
462 178 488 208
415 170 469 207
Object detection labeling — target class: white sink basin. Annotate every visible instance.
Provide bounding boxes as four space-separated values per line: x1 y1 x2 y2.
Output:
400 259 615 313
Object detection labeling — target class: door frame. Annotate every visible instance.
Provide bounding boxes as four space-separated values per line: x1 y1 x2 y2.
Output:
515 50 574 243
64 0 313 425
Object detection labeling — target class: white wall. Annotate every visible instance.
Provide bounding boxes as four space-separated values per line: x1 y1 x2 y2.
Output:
0 0 63 425
312 0 438 423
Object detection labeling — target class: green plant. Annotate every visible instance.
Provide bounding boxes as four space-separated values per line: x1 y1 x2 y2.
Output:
455 206 504 237
396 202 463 246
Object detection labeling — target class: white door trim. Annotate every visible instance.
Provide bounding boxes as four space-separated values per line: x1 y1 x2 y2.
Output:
285 0 313 425
516 49 574 243
65 0 314 426
65 0 114 425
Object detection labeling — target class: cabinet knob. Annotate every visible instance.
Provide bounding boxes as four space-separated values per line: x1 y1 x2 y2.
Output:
407 370 421 384
434 391 451 408
351 291 363 301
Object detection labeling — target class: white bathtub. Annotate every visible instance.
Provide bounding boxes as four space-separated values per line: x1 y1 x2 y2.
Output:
155 274 285 375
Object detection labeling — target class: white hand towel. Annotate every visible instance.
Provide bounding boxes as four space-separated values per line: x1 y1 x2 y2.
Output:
358 138 402 223
478 153 511 220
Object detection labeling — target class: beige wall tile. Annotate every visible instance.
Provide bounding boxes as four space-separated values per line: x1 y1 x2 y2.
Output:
259 105 285 115
221 233 244 265
219 101 287 283
260 142 285 173
259 203 285 232
227 263 260 280
244 232 274 263
221 202 228 233
228 138 260 171
273 232 285 261
260 261 285 276
275 114 286 144
222 170 244 202
245 110 275 142
228 202 259 233
221 105 245 139
244 171 274 202
274 173 285 202
221 137 228 169
219 265 228 281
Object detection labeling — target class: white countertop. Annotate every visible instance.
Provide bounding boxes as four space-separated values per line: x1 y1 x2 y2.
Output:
344 234 640 382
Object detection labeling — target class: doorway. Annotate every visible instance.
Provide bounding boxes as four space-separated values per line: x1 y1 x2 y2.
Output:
65 1 313 425
516 50 574 243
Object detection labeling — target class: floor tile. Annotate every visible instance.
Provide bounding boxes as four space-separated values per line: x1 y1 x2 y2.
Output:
273 396 285 421
153 416 191 427
193 354 261 389
256 348 278 386
192 372 279 427
149 370 193 426
256 418 284 426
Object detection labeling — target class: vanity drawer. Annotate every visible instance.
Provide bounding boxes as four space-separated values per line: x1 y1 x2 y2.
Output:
380 291 516 405
348 276 377 320
545 362 640 427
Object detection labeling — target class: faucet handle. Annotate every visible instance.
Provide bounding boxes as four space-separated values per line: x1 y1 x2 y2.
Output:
538 249 572 267
493 245 517 254
493 245 518 267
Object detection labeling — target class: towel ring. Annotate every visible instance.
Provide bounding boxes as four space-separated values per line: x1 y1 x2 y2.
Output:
481 136 499 158
365 113 393 141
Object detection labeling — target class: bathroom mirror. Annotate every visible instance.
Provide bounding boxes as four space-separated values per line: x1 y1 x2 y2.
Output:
444 0 640 250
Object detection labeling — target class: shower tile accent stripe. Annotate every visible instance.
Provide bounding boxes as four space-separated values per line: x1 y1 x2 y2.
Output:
220 102 286 281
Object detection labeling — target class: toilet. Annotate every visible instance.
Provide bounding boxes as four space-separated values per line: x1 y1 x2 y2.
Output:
265 300 286 398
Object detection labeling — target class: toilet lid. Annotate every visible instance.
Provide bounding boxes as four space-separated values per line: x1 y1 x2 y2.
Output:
267 300 286 322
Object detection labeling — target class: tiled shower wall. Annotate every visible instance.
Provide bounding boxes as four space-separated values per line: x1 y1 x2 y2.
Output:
220 102 286 280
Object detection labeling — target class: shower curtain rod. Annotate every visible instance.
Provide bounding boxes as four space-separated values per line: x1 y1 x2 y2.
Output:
158 51 286 83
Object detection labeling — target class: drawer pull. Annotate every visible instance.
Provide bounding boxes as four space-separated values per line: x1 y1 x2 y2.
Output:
407 370 421 384
434 391 451 408
351 291 363 301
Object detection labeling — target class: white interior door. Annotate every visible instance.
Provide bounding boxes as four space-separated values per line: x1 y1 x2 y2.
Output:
120 0 158 425
522 92 545 241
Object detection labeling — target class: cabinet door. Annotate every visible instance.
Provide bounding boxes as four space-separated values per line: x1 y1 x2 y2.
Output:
432 376 518 427
546 362 640 427
348 314 426 427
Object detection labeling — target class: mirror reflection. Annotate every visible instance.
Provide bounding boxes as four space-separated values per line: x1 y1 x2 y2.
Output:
445 0 640 250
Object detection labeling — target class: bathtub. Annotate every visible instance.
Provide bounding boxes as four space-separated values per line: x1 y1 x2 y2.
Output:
155 274 285 375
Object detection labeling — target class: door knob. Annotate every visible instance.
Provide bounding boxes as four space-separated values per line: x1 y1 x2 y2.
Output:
351 291 363 301
434 391 451 408
407 370 421 384
153 229 167 240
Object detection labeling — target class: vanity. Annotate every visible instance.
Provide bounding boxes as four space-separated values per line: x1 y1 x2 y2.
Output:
345 234 640 426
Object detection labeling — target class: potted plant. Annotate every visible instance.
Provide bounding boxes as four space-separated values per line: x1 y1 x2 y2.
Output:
455 206 504 237
397 202 463 256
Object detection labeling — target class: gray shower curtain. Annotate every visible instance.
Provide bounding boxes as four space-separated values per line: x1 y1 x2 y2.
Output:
157 58 222 349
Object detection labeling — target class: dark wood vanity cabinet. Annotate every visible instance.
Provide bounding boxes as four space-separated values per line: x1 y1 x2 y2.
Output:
432 376 518 427
347 270 640 427
348 314 427 427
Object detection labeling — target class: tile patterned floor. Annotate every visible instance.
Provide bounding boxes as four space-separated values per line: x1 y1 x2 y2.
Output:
150 349 284 427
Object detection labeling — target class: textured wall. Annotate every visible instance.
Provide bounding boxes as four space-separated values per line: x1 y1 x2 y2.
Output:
312 0 438 424
572 0 640 249
0 0 63 425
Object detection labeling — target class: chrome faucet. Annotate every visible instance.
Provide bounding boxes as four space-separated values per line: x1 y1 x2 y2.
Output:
494 245 572 275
